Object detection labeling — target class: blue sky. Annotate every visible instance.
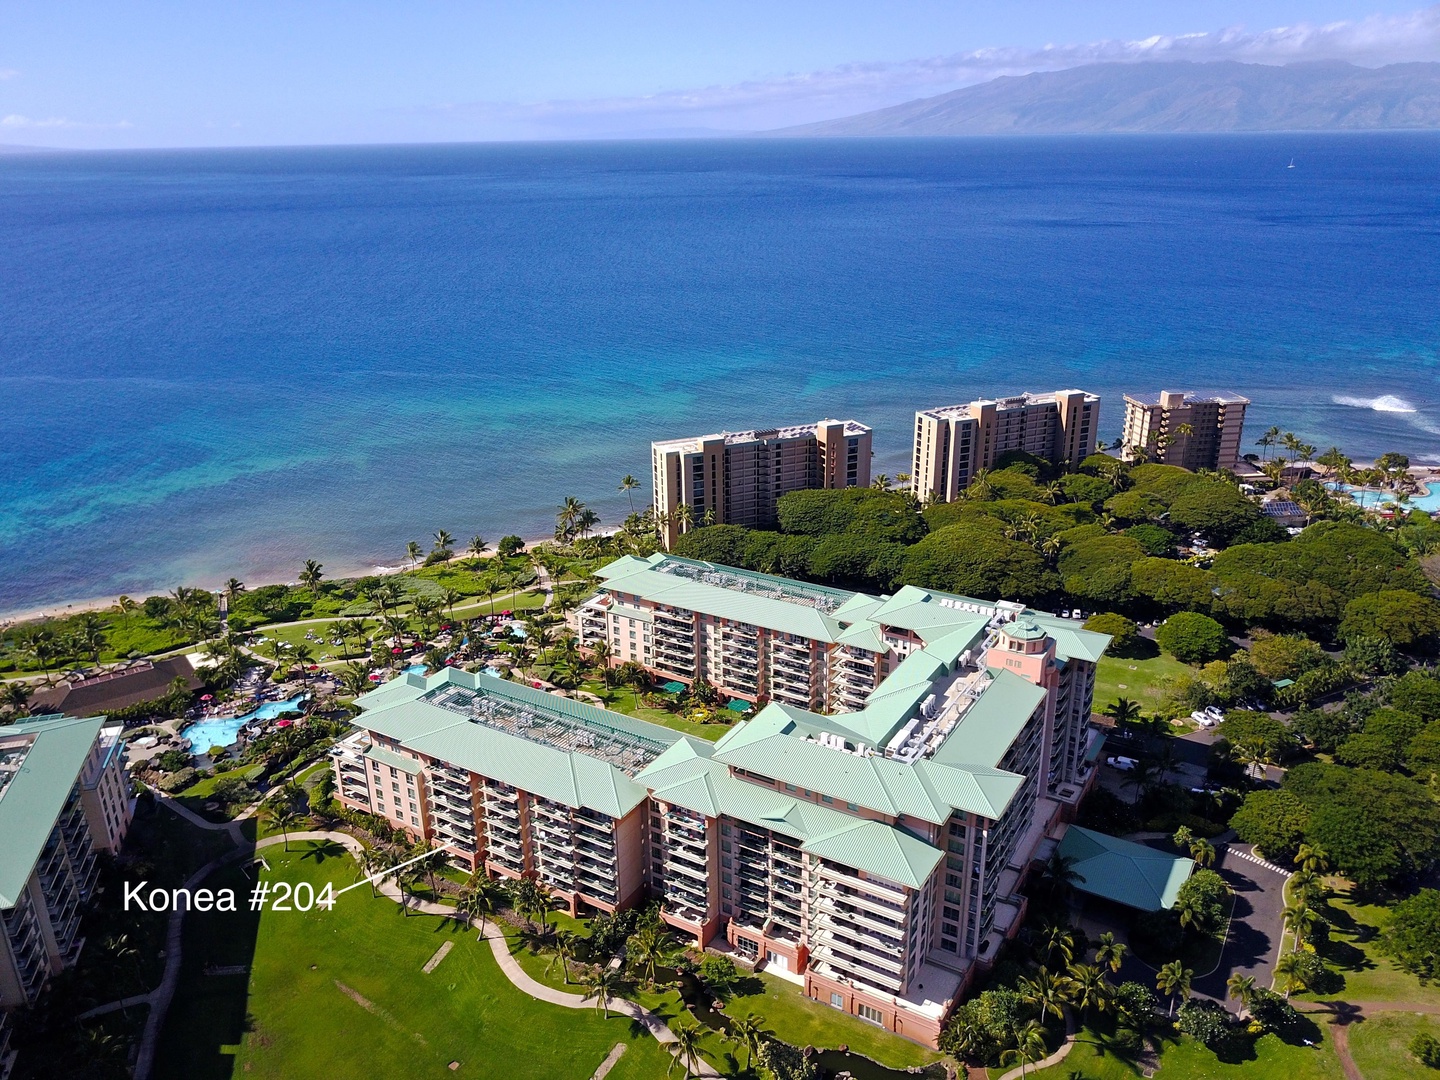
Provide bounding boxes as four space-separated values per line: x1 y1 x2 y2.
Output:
2 2 1438 147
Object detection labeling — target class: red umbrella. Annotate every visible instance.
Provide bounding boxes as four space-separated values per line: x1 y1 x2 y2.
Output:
501 610 512 616
368 672 383 681
533 680 543 689
391 647 402 654
275 719 293 728
200 694 214 701
307 664 319 671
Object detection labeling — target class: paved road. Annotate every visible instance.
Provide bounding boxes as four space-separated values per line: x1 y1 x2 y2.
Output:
1192 843 1290 1003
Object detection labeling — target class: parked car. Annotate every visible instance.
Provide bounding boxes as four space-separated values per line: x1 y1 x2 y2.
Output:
1106 755 1139 771
1203 705 1224 722
1191 710 1216 728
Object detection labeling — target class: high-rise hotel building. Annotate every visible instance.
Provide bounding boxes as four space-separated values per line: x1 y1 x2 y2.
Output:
1 715 132 1011
337 555 1108 1047
911 390 1099 504
651 420 872 549
1120 390 1250 472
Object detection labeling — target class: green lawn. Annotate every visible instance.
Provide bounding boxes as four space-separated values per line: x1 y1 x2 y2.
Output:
1299 882 1440 1005
1348 1012 1440 1080
1095 653 1194 713
580 681 735 742
503 924 940 1073
154 841 675 1080
1034 1026 1343 1079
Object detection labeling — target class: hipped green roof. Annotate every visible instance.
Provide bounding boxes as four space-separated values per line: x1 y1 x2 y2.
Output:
639 740 943 888
355 668 692 819
0 714 104 909
1057 826 1195 912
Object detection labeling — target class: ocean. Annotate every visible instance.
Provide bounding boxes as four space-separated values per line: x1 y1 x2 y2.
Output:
2 134 1438 615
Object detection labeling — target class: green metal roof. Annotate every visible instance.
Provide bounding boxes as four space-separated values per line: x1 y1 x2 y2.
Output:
0 714 104 909
1057 826 1195 912
639 740 943 888
931 669 1047 770
355 668 692 819
660 681 686 694
364 743 422 775
711 698 1027 823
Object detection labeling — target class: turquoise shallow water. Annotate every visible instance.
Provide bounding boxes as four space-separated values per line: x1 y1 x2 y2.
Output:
2 135 1439 613
182 695 307 751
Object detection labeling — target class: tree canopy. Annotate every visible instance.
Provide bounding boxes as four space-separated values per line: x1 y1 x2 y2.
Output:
1155 612 1231 664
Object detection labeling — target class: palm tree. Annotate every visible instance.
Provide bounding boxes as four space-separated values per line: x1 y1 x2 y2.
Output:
1176 892 1206 932
1227 973 1257 1014
433 530 455 559
458 874 506 933
290 642 315 684
406 540 424 569
1019 967 1073 1022
1000 1019 1048 1078
1095 932 1127 974
1189 837 1217 868
547 929 579 984
1 681 33 718
619 474 641 514
1283 902 1319 950
467 535 488 564
440 587 462 623
670 1020 703 1079
358 847 385 898
1273 950 1304 999
581 967 620 1018
1257 426 1281 461
1156 960 1192 1017
1039 852 1086 901
872 474 891 491
1123 757 1158 806
673 502 694 536
729 1013 766 1072
629 922 675 989
1294 843 1330 874
264 803 301 851
1103 696 1142 727
1068 963 1112 1017
114 594 138 615
299 559 324 595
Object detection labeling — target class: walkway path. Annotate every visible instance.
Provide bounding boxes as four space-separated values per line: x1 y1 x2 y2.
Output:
1297 999 1440 1080
130 818 718 1079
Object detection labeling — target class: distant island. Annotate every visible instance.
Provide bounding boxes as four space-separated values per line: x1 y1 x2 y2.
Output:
767 60 1440 137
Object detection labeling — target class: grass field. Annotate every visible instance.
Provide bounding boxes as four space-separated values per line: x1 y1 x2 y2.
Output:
154 842 676 1080
1348 1012 1440 1080
1033 1026 1343 1079
1300 882 1440 1005
1095 653 1193 713
579 681 735 742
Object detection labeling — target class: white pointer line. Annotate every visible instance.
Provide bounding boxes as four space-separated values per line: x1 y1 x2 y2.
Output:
334 841 457 897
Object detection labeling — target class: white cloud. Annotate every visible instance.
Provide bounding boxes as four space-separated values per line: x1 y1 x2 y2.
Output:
417 4 1440 134
0 69 19 81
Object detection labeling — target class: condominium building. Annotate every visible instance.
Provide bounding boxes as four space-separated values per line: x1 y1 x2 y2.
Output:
1 714 132 1011
1120 390 1250 471
911 389 1099 503
651 420 872 549
337 556 1108 1048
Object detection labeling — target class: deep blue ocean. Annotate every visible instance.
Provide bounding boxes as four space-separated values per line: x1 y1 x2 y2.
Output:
3 135 1439 614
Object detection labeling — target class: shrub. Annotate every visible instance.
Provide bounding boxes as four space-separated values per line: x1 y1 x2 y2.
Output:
1247 988 1300 1035
156 749 192 773
1340 589 1440 650
1156 612 1231 664
697 954 741 1000
1411 1032 1440 1069
1132 909 1183 959
1177 998 1232 1048
158 767 198 793
1175 869 1229 935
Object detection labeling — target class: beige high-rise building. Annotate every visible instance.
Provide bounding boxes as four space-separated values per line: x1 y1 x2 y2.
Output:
651 419 872 549
911 389 1099 503
1120 390 1250 471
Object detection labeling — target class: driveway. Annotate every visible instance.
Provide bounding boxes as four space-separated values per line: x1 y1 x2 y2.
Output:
1191 841 1290 1004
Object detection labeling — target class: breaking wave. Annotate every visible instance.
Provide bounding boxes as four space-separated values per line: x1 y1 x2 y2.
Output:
1332 394 1417 413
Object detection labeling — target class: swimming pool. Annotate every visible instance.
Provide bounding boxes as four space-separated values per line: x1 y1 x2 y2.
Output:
484 666 503 678
182 695 307 752
405 663 428 676
1335 482 1440 513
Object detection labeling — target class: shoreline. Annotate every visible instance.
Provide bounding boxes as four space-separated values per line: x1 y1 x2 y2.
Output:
0 532 560 628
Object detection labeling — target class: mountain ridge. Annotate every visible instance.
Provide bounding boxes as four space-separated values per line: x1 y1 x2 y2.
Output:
766 60 1440 137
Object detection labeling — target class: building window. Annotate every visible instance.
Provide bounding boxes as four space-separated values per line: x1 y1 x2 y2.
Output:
857 1004 884 1025
829 992 844 1009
